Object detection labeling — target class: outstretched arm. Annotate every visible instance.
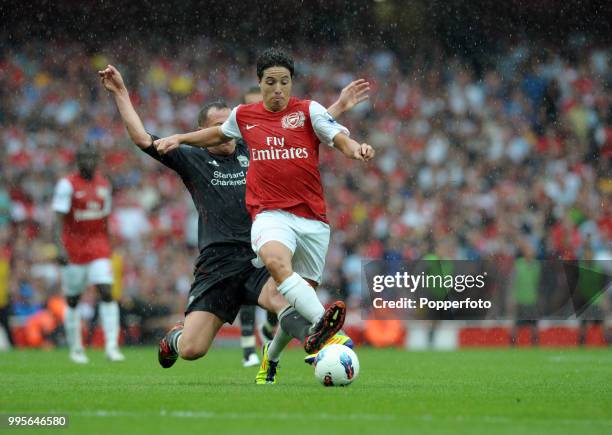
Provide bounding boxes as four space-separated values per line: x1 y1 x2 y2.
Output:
309 101 374 161
99 64 152 149
332 133 375 162
327 79 370 119
100 64 231 154
152 126 230 154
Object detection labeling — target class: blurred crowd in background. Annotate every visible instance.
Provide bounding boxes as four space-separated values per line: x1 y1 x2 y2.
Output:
0 34 610 346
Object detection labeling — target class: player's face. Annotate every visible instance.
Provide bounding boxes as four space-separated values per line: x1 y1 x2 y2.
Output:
203 107 232 128
259 66 292 112
76 151 98 179
202 107 235 156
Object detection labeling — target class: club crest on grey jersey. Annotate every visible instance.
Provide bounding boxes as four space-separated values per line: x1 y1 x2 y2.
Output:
237 155 249 168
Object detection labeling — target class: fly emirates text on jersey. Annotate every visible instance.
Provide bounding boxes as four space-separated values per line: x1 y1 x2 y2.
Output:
250 136 310 161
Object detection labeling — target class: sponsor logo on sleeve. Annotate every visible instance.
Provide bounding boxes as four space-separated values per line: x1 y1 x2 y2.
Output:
326 112 338 124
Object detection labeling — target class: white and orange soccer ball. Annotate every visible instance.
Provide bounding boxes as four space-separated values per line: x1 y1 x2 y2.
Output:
313 344 360 387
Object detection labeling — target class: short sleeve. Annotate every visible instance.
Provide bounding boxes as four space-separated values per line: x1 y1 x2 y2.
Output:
52 178 73 214
309 101 350 147
220 107 242 140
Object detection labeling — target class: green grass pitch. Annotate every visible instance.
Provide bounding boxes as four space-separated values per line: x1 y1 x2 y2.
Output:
1 347 611 434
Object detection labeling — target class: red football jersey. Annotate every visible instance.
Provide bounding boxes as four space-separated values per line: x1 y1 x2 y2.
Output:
52 172 112 264
221 97 349 223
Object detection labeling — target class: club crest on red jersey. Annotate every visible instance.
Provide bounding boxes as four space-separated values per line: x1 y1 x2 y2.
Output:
281 111 306 129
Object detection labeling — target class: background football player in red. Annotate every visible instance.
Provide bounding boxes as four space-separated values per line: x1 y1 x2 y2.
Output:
52 143 125 363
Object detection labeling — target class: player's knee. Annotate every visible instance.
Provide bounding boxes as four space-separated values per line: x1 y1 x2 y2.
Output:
66 295 80 308
180 339 209 360
180 345 207 360
97 285 113 302
263 256 292 281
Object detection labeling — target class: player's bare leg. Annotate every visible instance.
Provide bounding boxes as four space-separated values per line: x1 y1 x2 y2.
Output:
158 311 223 368
180 311 224 359
96 284 125 362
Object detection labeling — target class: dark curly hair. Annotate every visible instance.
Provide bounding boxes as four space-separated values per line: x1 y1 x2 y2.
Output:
256 48 294 81
76 142 98 157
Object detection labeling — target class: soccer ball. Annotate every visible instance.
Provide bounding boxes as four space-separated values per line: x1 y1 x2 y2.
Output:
314 344 360 386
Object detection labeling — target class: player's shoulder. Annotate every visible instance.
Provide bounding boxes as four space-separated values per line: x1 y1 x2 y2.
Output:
305 99 326 112
290 98 326 118
94 172 111 186
53 175 74 197
289 96 312 109
61 172 80 186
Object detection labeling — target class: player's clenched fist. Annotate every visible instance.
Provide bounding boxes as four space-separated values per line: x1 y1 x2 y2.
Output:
154 135 182 154
354 143 375 161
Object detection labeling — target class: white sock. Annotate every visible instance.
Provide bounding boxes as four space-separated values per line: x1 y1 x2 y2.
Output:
99 301 120 352
240 335 256 349
267 327 293 362
64 306 83 352
277 273 324 324
175 334 183 356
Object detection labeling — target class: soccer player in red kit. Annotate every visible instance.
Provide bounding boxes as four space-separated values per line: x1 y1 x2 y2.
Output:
52 143 125 363
154 48 374 380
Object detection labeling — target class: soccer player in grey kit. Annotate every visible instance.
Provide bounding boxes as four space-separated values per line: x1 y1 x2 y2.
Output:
99 64 367 381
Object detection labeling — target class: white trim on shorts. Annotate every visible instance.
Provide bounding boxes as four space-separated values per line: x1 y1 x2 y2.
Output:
250 210 330 284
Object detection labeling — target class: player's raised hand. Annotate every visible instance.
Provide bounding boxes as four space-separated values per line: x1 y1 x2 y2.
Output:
98 64 127 95
154 135 182 154
353 143 375 161
338 79 370 112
